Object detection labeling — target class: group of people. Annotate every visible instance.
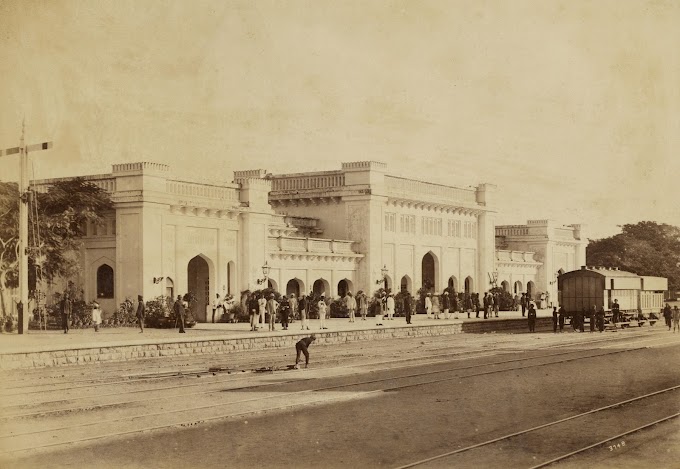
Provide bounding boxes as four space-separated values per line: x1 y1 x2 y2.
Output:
245 291 372 332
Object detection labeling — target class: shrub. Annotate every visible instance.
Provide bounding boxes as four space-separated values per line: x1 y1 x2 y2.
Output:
329 298 348 318
490 287 515 311
145 296 174 328
228 303 248 323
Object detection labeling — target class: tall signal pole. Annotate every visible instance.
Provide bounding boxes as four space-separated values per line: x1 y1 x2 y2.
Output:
0 121 53 334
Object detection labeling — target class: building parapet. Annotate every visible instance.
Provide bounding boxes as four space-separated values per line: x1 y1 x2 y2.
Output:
112 162 170 174
341 161 387 172
166 179 239 201
31 175 116 194
268 236 361 256
270 171 345 191
496 226 530 236
384 175 478 205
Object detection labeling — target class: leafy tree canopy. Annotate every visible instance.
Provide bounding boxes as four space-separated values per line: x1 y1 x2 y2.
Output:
0 178 113 298
586 221 680 291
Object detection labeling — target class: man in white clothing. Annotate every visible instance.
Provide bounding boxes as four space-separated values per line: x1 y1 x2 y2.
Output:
425 293 432 319
386 294 395 320
345 292 357 322
318 294 328 329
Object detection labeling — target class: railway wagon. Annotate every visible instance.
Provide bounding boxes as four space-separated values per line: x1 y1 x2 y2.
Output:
557 266 666 316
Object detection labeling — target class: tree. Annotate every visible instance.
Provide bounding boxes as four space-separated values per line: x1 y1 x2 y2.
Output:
587 221 680 292
0 178 113 316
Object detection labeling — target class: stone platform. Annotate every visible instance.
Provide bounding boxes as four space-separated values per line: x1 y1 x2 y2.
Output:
0 310 554 370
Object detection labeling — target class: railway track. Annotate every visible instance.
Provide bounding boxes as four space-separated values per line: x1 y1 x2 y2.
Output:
396 385 680 468
1 332 677 459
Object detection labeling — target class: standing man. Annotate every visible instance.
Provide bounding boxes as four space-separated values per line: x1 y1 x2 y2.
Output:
288 294 299 324
483 292 490 320
61 292 71 334
552 307 558 333
663 303 673 330
358 291 368 321
589 306 596 333
404 293 412 324
174 295 186 333
558 306 566 332
493 292 500 318
279 294 290 330
386 293 395 320
612 299 620 324
266 294 279 331
248 293 259 331
527 303 537 332
345 292 357 323
258 294 267 330
136 295 145 333
442 291 450 320
212 293 222 324
520 293 527 317
318 294 328 330
596 306 605 332
425 293 432 319
294 334 316 369
672 306 679 333
299 294 309 330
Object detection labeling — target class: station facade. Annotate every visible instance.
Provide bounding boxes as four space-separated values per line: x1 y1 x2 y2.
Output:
32 161 586 320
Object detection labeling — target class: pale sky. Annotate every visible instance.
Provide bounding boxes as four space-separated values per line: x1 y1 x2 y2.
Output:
1 0 678 239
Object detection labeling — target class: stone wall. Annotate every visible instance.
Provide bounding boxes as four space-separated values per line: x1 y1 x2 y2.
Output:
0 318 554 370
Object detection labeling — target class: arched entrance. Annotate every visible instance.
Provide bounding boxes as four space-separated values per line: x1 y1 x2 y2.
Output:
286 278 304 297
421 252 437 293
337 279 353 297
501 280 510 292
401 275 412 293
464 276 474 294
313 278 330 296
514 281 523 294
448 276 458 292
527 281 536 299
188 255 211 322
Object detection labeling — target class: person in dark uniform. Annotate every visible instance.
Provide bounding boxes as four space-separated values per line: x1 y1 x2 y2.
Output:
279 295 290 330
295 334 316 368
520 293 527 317
552 307 558 333
596 306 605 332
248 293 259 331
136 295 145 333
404 294 412 324
61 293 71 334
174 295 186 333
558 307 565 332
527 303 537 332
612 299 620 324
663 303 673 330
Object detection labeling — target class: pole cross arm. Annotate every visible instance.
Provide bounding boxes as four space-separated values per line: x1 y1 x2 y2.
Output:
0 147 21 157
0 141 52 157
26 142 53 152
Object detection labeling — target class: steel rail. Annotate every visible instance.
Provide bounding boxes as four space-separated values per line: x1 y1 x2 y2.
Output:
0 346 650 454
394 385 680 468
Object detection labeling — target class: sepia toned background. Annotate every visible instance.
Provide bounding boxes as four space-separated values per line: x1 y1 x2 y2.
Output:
0 0 678 239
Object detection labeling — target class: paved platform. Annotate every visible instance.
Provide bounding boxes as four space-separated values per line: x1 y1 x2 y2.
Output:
0 309 554 370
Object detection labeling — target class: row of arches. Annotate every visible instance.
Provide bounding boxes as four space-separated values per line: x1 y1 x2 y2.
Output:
267 278 355 298
499 280 536 296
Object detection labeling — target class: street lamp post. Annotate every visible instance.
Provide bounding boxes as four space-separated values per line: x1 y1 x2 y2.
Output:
256 261 270 287
375 264 388 290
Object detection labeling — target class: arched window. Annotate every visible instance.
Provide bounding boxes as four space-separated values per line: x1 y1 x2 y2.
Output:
96 264 114 299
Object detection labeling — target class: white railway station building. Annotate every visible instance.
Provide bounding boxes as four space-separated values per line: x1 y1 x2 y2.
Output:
33 161 586 321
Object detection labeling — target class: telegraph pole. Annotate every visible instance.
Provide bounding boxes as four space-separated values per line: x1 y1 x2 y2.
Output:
0 121 53 334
